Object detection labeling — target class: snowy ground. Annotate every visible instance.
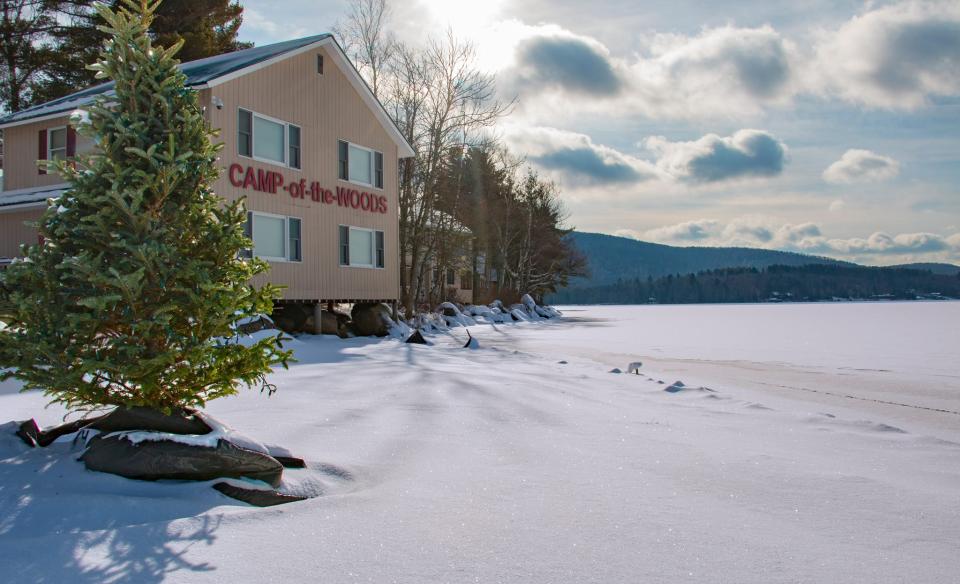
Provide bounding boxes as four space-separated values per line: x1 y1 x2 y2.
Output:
1 302 959 583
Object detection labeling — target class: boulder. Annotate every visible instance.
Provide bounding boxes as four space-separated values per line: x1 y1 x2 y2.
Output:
235 315 275 335
320 310 350 337
213 482 307 507
88 406 211 435
351 302 393 337
81 434 284 487
406 329 428 344
272 303 310 333
15 406 208 448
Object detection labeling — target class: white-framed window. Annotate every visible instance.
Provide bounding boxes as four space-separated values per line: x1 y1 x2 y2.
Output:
243 211 302 262
48 126 67 161
338 140 383 189
339 225 385 268
238 109 301 169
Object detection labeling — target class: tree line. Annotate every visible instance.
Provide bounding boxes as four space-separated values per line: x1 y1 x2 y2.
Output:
549 264 960 305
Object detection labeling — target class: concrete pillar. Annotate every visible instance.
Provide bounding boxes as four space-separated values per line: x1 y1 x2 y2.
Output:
313 301 323 335
391 300 399 321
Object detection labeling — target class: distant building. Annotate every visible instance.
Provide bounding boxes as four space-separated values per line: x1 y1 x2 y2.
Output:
0 35 414 320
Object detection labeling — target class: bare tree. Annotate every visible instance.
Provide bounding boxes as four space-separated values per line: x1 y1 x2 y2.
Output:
332 0 394 98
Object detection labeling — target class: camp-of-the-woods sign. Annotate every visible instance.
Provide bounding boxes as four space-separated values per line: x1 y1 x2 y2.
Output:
228 163 388 214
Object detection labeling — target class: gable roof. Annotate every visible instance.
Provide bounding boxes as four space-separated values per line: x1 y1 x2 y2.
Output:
0 35 414 158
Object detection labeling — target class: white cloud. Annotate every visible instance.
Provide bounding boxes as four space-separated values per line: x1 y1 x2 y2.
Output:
828 199 846 212
813 1 960 108
496 2 960 120
645 219 721 241
505 127 790 186
503 126 662 185
823 149 900 183
641 217 960 262
645 130 789 183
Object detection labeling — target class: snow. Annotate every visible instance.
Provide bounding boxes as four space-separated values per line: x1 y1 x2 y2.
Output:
1 301 959 583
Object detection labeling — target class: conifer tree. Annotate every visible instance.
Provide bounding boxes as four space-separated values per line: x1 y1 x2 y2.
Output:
0 0 290 413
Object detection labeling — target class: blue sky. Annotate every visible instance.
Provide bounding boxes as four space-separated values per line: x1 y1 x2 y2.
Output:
237 0 960 265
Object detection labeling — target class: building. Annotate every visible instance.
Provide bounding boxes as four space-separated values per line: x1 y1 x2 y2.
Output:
0 35 414 324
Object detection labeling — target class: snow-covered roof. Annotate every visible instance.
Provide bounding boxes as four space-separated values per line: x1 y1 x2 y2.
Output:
0 35 331 128
0 183 65 210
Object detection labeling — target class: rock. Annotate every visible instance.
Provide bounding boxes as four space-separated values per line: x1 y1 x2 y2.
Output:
320 310 350 336
351 302 393 337
609 368 623 374
441 304 459 317
213 482 307 507
463 330 479 349
273 455 306 469
15 419 41 447
81 435 284 487
272 303 310 333
89 406 211 435
664 381 687 393
406 329 428 344
235 315 275 335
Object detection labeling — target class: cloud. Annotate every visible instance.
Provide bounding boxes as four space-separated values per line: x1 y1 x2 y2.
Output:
828 199 846 212
823 149 900 183
816 232 950 255
645 130 788 183
494 3 960 120
814 1 960 108
642 25 795 101
503 126 660 184
498 24 799 119
641 217 959 261
645 219 721 241
512 33 623 96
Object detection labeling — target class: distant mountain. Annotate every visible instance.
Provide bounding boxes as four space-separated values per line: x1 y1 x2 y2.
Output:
889 262 960 276
565 231 850 288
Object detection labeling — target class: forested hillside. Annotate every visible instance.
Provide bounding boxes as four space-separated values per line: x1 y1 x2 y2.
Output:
566 232 849 287
550 264 960 304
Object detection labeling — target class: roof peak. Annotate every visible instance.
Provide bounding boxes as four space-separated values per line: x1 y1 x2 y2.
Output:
0 34 332 127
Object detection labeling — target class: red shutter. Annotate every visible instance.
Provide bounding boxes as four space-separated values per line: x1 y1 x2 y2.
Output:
66 126 77 157
38 129 47 174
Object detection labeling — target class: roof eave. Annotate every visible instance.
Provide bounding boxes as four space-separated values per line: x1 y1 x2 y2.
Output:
1 35 416 158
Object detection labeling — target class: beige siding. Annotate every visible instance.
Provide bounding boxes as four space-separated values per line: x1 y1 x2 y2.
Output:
1 45 402 302
2 119 94 191
0 209 43 258
206 46 400 301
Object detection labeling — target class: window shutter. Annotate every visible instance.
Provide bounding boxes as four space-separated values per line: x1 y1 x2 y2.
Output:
66 126 77 157
375 230 384 268
338 140 349 180
238 109 252 156
339 225 350 266
288 217 302 261
288 125 301 169
374 151 383 188
240 212 253 259
38 129 47 174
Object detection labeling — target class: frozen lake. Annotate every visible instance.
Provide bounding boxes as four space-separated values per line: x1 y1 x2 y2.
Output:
1 302 958 583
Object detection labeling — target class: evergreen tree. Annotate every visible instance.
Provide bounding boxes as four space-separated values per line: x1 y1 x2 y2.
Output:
0 0 60 112
30 0 251 105
0 0 289 413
